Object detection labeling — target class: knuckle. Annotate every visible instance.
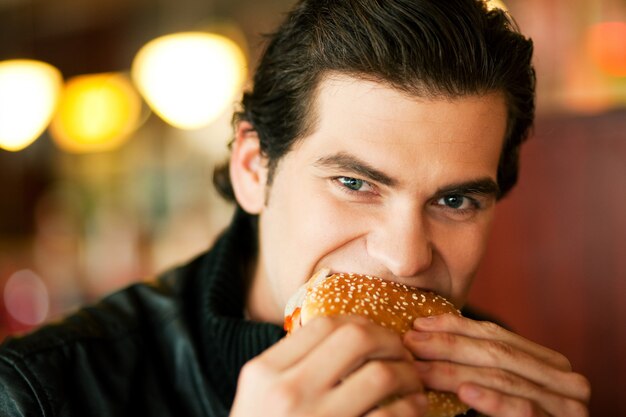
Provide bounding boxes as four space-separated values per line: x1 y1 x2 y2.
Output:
367 361 398 390
266 380 301 414
437 331 458 347
490 368 519 390
434 361 457 379
485 339 515 363
481 320 504 336
340 322 375 347
239 359 270 382
239 360 310 416
310 316 339 333
448 313 466 326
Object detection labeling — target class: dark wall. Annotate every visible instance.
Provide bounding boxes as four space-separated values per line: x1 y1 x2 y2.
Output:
470 109 626 416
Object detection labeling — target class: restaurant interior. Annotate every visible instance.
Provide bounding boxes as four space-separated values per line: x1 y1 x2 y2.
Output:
0 0 624 414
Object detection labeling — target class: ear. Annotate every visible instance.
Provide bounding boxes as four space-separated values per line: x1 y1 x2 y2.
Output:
229 121 268 214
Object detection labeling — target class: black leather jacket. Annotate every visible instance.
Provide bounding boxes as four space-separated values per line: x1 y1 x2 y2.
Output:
0 210 284 417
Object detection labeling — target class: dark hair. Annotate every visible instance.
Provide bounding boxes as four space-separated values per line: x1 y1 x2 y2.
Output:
214 0 535 201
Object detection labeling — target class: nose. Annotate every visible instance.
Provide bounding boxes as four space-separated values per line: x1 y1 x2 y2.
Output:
366 210 433 278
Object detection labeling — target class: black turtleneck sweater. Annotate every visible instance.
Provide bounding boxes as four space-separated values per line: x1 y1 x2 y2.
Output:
0 209 285 417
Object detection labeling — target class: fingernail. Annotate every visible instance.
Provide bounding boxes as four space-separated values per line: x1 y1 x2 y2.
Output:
413 316 436 328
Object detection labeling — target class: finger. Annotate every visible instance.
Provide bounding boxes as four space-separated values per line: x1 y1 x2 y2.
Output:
365 393 429 417
320 360 425 417
258 315 346 370
404 329 587 400
458 383 551 417
413 315 571 371
416 361 590 415
295 318 413 391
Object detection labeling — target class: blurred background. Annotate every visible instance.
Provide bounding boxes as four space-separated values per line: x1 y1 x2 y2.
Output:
0 0 624 415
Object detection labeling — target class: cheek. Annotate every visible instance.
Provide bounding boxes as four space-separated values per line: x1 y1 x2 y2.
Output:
290 189 367 269
260 180 366 305
433 213 495 302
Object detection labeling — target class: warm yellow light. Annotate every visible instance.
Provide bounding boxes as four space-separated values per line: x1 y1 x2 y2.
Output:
486 0 508 11
0 60 62 152
50 73 141 153
131 32 247 130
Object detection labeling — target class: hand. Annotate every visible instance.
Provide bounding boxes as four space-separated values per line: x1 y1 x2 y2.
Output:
403 314 591 417
230 315 428 417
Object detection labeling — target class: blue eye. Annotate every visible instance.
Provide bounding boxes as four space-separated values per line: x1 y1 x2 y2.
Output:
338 177 365 191
442 195 466 209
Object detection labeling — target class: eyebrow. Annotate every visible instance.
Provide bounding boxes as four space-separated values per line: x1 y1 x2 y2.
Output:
314 152 501 197
314 152 398 186
435 179 501 199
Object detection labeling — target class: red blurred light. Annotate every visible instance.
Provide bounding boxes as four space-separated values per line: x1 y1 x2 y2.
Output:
3 269 49 327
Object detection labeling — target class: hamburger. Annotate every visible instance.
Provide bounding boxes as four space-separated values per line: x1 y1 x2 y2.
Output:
284 269 470 417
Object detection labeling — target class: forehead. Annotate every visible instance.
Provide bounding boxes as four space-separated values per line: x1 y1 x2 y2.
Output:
310 73 504 131
280 74 507 187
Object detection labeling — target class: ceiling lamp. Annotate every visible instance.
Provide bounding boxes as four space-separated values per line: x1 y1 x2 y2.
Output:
49 72 142 153
586 21 626 77
0 59 62 152
131 32 247 130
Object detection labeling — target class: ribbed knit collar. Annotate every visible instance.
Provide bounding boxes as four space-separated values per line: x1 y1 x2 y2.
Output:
197 208 285 410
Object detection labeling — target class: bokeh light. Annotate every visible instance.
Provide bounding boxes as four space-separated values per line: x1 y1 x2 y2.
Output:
586 21 626 77
486 0 508 12
0 60 62 152
49 72 142 153
131 32 247 130
3 269 49 326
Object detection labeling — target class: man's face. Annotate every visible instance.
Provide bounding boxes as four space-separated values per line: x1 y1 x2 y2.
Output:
250 74 507 324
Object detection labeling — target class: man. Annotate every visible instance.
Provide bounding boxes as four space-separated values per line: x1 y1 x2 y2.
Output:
0 0 589 416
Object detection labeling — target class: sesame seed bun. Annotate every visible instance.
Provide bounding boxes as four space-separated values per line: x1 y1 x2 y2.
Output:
284 269 470 417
